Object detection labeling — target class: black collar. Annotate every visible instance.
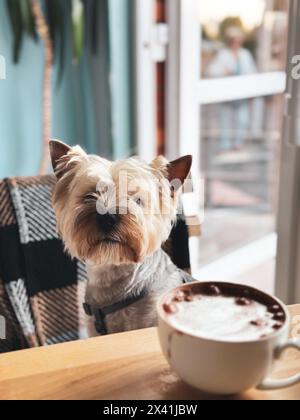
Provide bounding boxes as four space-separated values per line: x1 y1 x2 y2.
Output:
83 289 148 335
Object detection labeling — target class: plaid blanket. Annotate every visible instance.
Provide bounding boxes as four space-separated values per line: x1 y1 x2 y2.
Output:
0 175 190 353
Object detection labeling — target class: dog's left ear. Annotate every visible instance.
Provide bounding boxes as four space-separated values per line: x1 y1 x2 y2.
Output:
167 155 192 191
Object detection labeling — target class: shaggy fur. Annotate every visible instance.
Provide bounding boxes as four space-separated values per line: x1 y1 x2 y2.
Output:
50 140 193 335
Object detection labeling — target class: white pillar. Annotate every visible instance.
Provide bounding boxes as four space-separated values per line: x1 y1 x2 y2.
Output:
134 0 157 160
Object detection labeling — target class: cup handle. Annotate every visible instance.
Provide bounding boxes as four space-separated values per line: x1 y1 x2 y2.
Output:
257 338 300 390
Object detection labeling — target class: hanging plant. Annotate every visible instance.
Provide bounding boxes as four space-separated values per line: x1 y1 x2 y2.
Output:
6 0 100 68
5 0 101 174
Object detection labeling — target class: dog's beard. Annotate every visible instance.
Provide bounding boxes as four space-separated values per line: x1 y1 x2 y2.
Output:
66 203 145 265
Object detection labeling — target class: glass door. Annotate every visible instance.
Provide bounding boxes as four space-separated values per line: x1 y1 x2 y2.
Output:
166 0 289 293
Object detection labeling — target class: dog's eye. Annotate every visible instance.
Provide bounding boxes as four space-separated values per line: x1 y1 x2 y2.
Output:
84 193 98 203
134 197 143 207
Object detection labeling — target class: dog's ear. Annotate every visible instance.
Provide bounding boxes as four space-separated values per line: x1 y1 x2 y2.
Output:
49 140 86 179
167 155 192 191
49 140 72 173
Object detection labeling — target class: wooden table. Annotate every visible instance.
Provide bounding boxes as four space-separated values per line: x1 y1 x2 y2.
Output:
0 305 299 400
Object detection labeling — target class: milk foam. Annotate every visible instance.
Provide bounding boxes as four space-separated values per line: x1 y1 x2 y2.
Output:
168 295 279 342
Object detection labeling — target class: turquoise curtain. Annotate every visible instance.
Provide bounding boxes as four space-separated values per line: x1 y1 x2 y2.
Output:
0 0 133 178
108 0 133 159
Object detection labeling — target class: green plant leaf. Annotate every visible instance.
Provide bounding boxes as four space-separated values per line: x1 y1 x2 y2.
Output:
6 0 102 73
45 0 69 85
71 0 84 62
20 0 37 40
6 0 24 63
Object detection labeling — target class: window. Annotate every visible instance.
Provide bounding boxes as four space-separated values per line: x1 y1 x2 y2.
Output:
200 0 289 78
165 0 289 290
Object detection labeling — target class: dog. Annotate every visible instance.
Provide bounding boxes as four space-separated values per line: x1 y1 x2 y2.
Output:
50 140 193 336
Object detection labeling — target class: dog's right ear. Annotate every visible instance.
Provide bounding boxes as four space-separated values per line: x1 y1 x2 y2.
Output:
49 140 72 179
50 140 72 172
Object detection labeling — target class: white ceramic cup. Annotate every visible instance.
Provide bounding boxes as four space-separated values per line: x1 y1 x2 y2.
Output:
157 281 300 395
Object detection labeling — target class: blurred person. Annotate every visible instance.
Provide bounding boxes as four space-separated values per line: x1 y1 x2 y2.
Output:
207 26 257 151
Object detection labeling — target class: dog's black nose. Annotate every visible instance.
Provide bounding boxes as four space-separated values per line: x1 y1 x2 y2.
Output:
96 212 119 232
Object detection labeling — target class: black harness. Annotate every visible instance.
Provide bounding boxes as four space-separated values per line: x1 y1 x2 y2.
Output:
83 289 148 335
83 270 192 336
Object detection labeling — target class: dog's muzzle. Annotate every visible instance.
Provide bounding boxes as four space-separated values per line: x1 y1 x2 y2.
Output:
96 212 119 233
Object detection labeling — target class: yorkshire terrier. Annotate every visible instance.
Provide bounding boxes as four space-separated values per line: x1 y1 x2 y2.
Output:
50 140 193 336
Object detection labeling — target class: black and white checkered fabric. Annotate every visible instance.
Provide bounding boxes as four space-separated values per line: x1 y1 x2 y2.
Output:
0 175 190 353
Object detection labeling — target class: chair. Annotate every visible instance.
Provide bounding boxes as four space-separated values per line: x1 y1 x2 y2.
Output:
0 175 197 353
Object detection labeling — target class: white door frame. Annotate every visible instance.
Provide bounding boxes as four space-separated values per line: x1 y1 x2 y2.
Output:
134 0 157 160
166 0 201 173
166 0 202 274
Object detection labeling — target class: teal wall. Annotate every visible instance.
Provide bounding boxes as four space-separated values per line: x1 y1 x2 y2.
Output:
0 0 96 178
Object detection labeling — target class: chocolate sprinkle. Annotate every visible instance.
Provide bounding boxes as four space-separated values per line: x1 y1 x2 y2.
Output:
250 320 263 327
273 321 284 330
235 297 252 306
272 312 285 321
268 304 281 314
207 285 221 296
163 303 177 315
173 292 186 303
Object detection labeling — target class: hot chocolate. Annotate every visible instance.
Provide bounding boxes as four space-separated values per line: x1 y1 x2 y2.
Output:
163 283 286 342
